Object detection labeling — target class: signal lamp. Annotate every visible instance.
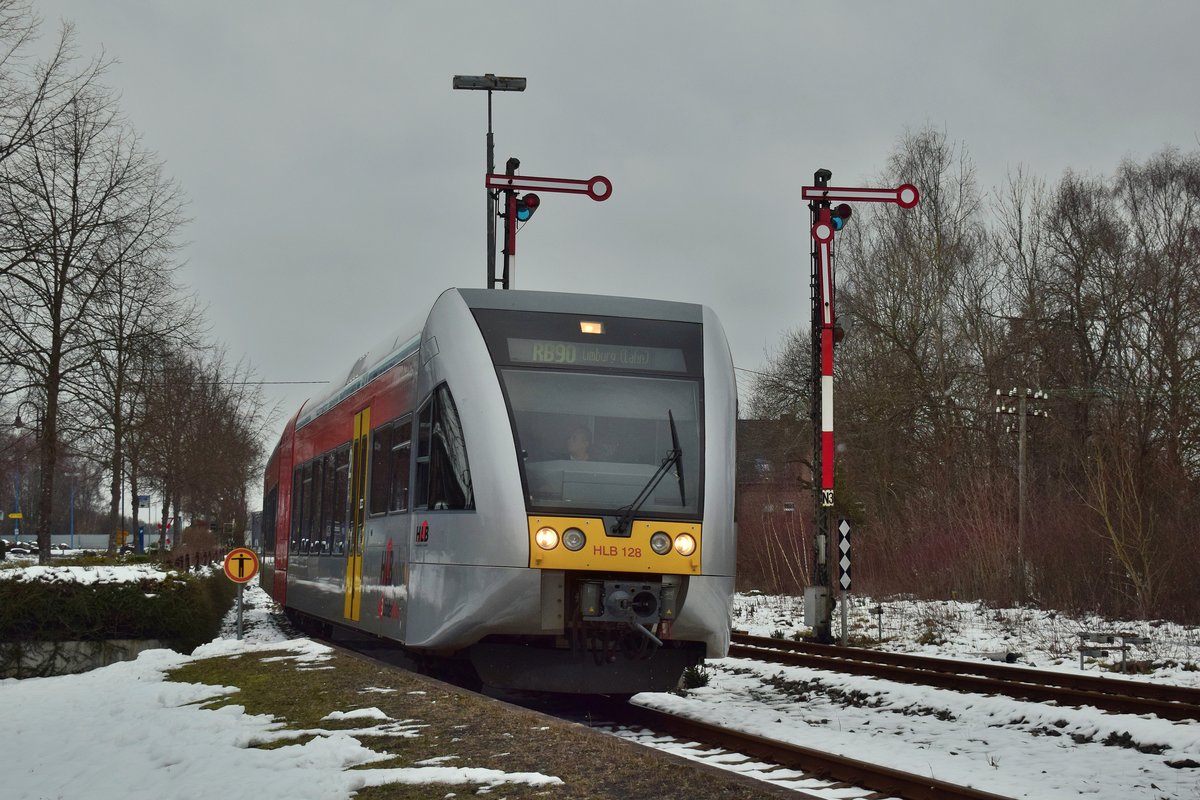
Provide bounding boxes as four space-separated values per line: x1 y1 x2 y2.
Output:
535 526 559 550
562 527 586 551
833 315 846 345
673 533 697 557
650 531 672 555
831 203 852 231
515 193 540 222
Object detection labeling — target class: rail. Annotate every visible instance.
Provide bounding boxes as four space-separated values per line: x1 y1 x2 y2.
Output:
609 701 1016 800
335 634 1014 800
729 632 1200 721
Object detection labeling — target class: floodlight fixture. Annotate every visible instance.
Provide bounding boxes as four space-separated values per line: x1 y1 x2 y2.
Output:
454 73 528 289
452 74 527 92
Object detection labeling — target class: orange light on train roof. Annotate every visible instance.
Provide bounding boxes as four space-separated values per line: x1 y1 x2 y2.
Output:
579 321 604 335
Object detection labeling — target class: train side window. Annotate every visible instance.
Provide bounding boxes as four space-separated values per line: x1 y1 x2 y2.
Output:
316 458 329 553
332 444 350 554
369 423 394 515
389 417 412 513
302 460 317 553
290 467 303 553
421 384 473 511
414 401 432 508
320 451 336 554
262 485 278 551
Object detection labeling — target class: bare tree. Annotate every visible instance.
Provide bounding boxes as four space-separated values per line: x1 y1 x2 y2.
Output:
139 346 266 545
834 128 990 516
1113 149 1200 477
1083 428 1162 617
745 328 811 422
744 134 1200 619
0 4 107 272
0 83 184 563
81 246 200 553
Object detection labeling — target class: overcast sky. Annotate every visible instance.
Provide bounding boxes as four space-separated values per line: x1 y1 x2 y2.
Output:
32 1 1200 443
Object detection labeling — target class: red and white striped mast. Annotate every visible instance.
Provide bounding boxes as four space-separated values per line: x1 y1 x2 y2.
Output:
802 170 919 642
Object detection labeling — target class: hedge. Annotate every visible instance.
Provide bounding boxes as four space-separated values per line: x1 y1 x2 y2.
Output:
0 568 237 654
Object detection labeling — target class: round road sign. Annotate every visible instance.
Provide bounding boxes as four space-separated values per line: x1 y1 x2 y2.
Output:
223 547 260 583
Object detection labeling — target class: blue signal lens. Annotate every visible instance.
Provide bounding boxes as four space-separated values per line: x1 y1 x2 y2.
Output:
831 203 852 231
515 193 540 222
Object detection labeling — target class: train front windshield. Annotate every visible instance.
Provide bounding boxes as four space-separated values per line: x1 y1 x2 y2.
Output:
473 309 704 517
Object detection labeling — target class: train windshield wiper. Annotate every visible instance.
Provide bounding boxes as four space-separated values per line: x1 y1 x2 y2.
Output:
611 410 684 535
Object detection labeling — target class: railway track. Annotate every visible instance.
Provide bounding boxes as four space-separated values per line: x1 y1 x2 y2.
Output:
333 631 1021 799
730 632 1200 721
301 622 1198 799
598 699 1017 800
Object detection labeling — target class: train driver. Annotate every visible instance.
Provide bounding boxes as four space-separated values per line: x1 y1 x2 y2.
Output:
566 425 591 461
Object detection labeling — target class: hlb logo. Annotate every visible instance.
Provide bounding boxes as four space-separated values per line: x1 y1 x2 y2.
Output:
415 520 429 544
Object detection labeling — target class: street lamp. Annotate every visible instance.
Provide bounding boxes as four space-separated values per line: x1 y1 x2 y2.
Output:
13 401 41 433
11 401 42 543
62 471 78 549
453 73 527 289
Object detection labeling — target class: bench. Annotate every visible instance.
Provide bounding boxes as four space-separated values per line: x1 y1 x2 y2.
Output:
1078 631 1150 672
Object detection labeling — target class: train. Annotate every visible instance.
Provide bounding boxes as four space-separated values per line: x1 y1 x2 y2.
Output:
259 287 737 694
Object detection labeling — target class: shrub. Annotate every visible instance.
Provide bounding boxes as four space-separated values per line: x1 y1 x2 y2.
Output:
0 569 236 653
680 664 710 690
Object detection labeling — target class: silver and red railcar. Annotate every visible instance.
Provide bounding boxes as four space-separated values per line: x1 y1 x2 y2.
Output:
260 287 736 693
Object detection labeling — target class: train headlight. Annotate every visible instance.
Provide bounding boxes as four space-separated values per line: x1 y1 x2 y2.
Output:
562 527 586 551
535 526 559 550
673 533 697 557
649 531 672 555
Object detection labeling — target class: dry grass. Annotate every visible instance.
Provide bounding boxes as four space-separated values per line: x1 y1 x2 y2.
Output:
169 645 793 799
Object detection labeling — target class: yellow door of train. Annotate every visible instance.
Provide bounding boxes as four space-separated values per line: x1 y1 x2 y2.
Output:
344 407 370 621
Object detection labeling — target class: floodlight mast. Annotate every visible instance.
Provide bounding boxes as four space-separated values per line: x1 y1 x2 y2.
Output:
452 74 527 289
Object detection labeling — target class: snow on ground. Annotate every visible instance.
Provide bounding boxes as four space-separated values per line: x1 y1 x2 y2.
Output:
2 565 1199 799
0 565 563 799
625 594 1200 799
1 560 178 585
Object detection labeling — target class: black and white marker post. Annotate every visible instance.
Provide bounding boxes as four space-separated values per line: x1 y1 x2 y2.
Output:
837 518 851 645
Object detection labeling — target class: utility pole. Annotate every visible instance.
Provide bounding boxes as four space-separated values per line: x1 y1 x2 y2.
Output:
995 387 1049 604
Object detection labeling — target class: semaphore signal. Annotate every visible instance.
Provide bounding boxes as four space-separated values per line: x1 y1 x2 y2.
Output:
803 168 919 644
486 158 611 290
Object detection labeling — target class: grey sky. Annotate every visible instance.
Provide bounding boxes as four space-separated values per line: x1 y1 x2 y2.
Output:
32 1 1200 438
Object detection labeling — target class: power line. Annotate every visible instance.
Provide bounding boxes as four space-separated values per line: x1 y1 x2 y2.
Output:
133 380 331 386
